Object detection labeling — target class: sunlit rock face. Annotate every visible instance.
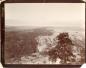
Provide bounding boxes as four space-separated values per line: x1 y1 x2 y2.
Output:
36 31 85 54
36 33 58 53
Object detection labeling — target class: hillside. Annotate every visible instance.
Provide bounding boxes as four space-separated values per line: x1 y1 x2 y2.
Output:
5 26 85 64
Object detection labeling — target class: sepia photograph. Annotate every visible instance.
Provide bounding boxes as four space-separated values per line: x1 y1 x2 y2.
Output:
5 3 85 65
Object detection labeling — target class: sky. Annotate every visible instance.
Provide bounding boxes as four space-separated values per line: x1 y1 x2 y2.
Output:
5 3 85 28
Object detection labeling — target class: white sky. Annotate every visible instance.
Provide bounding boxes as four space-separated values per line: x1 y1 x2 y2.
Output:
5 3 85 27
